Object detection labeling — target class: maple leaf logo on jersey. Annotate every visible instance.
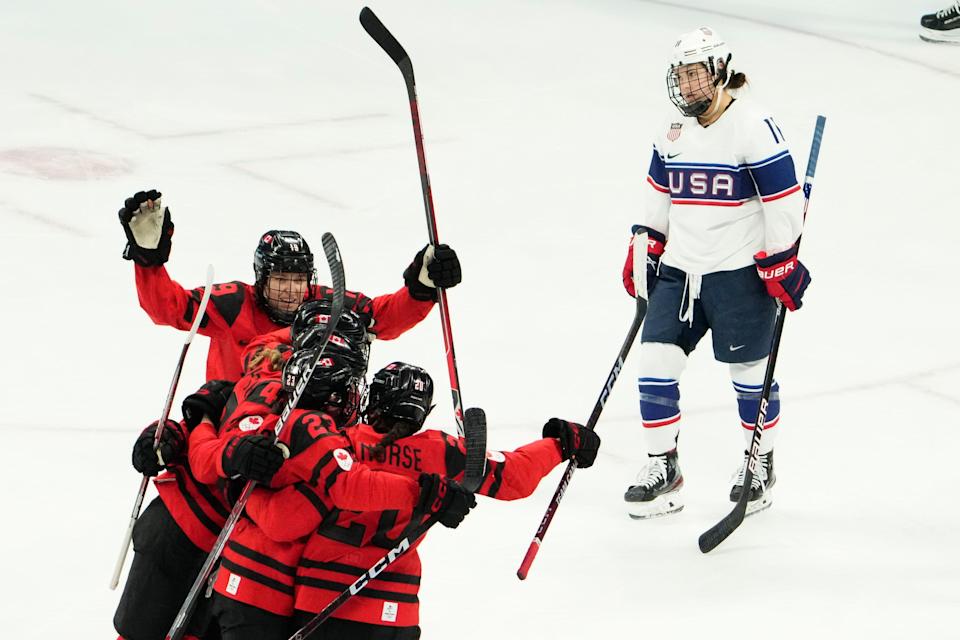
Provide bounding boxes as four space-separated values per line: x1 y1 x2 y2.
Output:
239 416 264 432
667 122 682 142
333 448 354 471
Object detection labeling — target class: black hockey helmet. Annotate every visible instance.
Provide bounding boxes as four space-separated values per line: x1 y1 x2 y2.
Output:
364 362 434 435
292 299 369 352
253 230 316 324
281 334 369 426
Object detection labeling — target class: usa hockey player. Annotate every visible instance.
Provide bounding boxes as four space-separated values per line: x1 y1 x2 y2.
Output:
118 189 461 381
621 27 811 518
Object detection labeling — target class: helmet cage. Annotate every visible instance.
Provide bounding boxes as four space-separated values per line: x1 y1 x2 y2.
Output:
254 230 317 324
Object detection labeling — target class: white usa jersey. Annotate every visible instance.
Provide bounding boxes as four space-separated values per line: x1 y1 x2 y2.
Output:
641 96 803 275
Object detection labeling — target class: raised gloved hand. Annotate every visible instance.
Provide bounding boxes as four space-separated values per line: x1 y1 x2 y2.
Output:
754 244 811 311
119 189 174 267
542 418 601 469
415 473 476 529
132 419 186 476
221 435 288 483
182 380 236 429
622 225 666 298
403 244 462 301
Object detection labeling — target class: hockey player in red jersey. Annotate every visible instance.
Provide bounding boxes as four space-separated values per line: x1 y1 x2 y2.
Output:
188 330 476 640
119 188 462 381
112 379 236 640
620 28 811 519
244 362 600 639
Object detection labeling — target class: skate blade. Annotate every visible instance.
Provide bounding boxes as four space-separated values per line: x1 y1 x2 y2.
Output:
920 28 960 44
626 492 684 520
743 489 773 518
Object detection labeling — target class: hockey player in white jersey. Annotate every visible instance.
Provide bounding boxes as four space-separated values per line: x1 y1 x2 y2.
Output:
621 27 811 518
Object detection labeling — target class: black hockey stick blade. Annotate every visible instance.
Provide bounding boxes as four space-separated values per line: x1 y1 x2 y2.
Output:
698 496 748 553
359 7 414 81
461 407 488 493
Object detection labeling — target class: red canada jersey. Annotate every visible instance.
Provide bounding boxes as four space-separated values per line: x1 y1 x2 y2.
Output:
190 395 420 616
134 264 434 382
247 425 564 627
151 419 231 553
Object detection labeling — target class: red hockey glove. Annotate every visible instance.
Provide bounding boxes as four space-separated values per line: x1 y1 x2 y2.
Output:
221 435 288 483
622 225 665 298
542 418 601 468
415 474 476 529
181 380 236 429
132 419 186 476
754 244 811 311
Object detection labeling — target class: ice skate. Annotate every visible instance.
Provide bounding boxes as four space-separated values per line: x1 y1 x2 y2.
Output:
730 449 776 516
625 449 684 519
920 2 960 43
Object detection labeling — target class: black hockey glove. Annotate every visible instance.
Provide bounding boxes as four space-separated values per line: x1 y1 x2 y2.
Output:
182 380 236 429
132 419 187 476
415 473 476 529
119 189 174 267
403 244 462 301
542 418 601 469
221 435 288 483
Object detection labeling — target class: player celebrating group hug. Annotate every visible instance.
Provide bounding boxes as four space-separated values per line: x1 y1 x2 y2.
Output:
114 189 598 639
110 23 815 640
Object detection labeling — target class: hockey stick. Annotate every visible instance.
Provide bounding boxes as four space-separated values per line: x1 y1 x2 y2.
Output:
166 233 345 640
359 8 472 455
698 115 826 554
109 264 215 590
287 406 488 640
516 232 650 580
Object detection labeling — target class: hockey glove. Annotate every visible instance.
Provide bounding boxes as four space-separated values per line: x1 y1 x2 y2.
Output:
542 418 601 469
182 380 236 429
119 189 174 267
415 473 476 529
754 244 811 311
221 435 288 483
403 244 462 301
622 225 666 298
132 419 187 476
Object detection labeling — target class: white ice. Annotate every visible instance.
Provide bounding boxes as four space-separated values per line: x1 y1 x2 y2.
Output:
2 0 958 638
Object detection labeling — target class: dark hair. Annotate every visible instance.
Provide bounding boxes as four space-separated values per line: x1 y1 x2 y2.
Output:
728 72 748 90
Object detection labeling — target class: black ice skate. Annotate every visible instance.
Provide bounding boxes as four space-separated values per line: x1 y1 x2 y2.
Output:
624 449 684 519
730 449 776 516
921 2 960 43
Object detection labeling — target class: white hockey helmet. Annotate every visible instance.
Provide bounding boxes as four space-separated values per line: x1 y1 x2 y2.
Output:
667 27 734 117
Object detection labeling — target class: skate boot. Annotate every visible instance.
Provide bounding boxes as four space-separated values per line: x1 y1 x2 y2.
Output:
624 449 684 519
921 2 960 43
729 449 776 516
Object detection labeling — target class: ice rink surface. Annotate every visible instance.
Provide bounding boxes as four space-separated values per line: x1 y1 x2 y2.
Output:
2 0 958 637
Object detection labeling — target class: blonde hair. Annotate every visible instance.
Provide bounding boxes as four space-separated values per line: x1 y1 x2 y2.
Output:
245 347 285 373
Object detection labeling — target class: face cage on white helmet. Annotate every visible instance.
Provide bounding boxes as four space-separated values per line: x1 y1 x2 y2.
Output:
666 45 732 118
